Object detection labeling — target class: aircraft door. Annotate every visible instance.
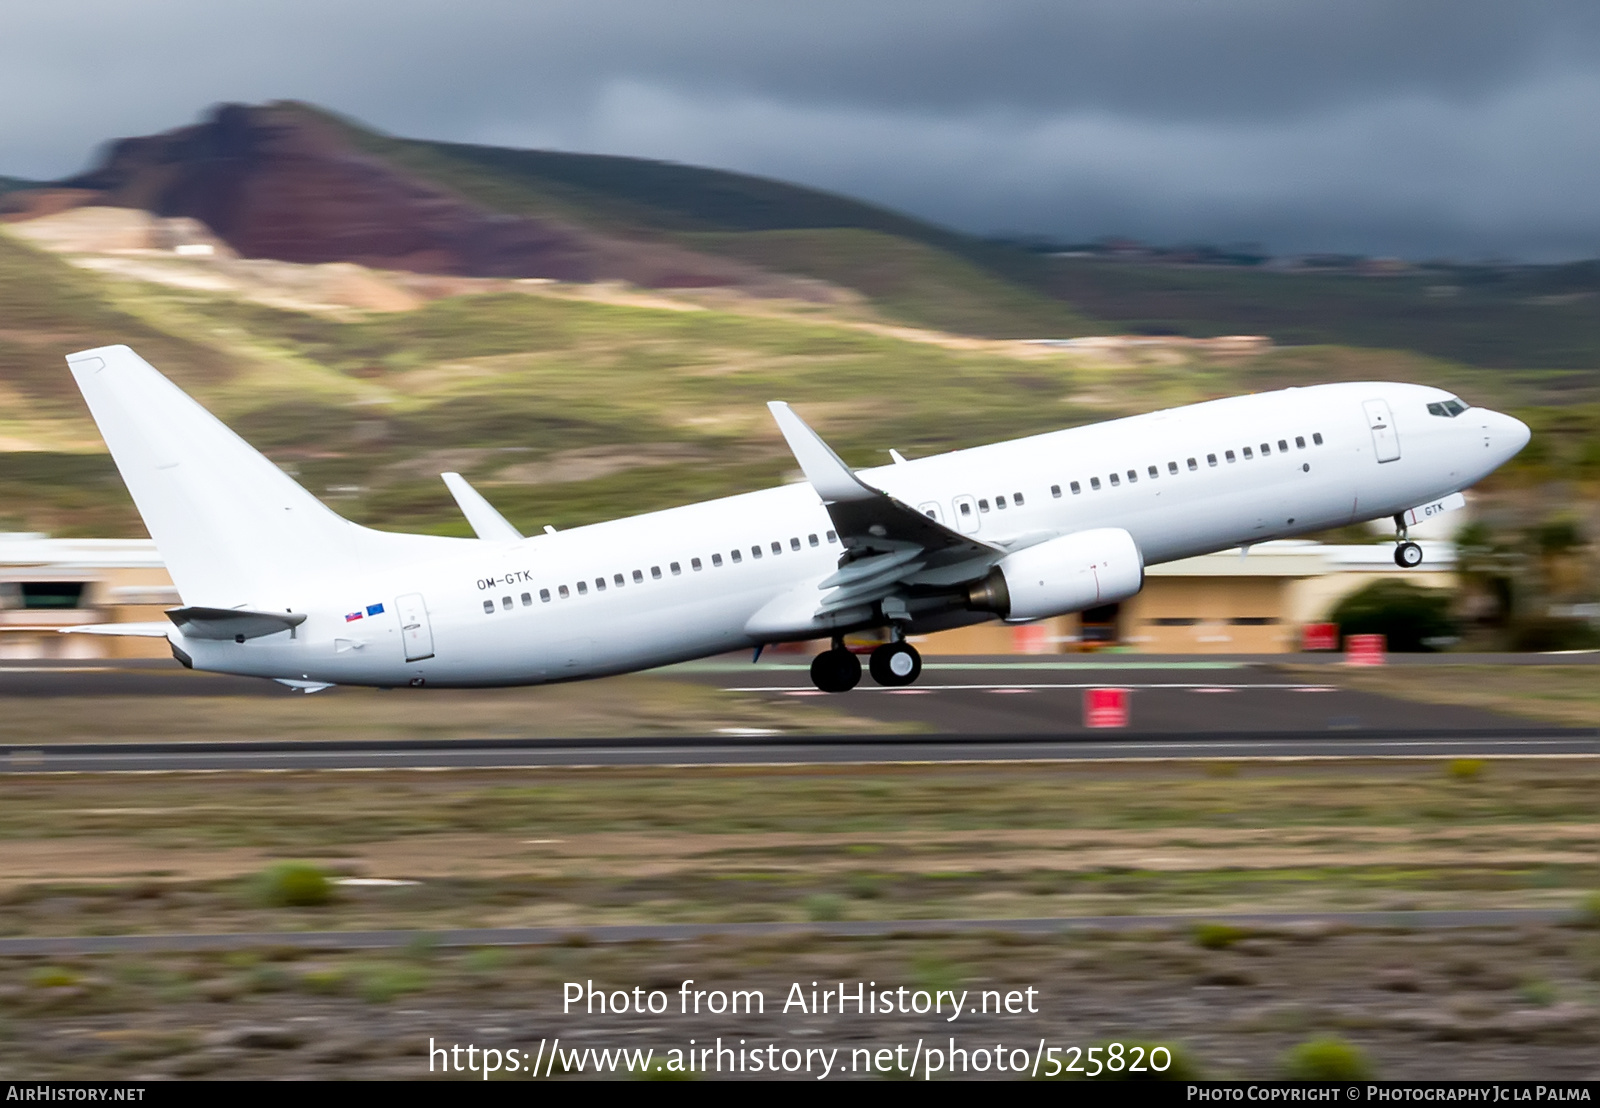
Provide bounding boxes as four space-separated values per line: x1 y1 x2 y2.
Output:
396 592 435 661
1363 399 1401 463
952 494 981 534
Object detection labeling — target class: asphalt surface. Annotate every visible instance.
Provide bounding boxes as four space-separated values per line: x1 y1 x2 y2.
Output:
692 655 1555 735
0 656 1593 771
0 909 1577 956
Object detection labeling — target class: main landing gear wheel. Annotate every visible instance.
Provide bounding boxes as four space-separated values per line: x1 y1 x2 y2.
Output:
1395 540 1423 568
810 647 861 693
869 641 922 687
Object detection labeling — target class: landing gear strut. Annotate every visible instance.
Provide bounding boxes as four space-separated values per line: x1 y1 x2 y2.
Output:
809 637 861 693
1392 513 1423 568
869 639 922 687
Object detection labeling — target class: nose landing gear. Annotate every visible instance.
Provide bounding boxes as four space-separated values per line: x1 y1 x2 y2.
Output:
1392 512 1424 567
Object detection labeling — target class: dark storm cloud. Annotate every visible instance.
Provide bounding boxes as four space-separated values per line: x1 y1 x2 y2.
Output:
6 1 1600 259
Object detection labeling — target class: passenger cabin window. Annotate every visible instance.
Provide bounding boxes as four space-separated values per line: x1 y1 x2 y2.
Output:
1295 436 1306 448
1207 454 1218 467
575 582 587 596
712 553 723 567
1313 433 1324 445
771 542 781 554
614 573 625 587
1090 477 1101 490
1278 439 1289 452
1242 447 1253 459
995 495 1007 509
1148 466 1158 478
751 546 762 559
483 600 494 614
1168 461 1179 474
670 562 681 575
1108 473 1121 487
499 595 510 609
559 585 570 599
979 499 990 512
1126 469 1137 483
1051 484 1062 497
827 530 838 543
595 577 606 591
790 537 801 551
1014 491 1024 505
540 588 551 602
1225 450 1236 463
1187 458 1198 471
1260 443 1271 455
633 569 644 583
691 557 702 571
521 592 532 606
731 549 742 563
652 565 663 578
808 534 819 547
1070 481 1081 494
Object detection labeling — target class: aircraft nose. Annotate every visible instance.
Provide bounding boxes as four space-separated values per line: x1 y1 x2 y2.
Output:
1485 409 1531 461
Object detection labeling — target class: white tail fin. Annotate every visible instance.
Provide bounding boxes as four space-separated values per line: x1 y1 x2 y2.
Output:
67 345 462 607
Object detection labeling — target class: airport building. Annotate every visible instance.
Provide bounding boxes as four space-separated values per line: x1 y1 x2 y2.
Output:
0 535 176 659
0 534 1454 659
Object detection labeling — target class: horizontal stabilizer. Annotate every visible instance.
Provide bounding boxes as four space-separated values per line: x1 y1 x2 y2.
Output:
58 622 171 638
442 472 522 541
166 606 306 641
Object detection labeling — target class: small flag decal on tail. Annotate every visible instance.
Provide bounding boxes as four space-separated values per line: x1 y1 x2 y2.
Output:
345 611 363 622
366 603 384 616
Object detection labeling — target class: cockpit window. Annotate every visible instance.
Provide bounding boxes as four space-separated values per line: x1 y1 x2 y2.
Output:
1427 398 1469 418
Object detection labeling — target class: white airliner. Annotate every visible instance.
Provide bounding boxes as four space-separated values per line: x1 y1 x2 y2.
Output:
64 345 1528 692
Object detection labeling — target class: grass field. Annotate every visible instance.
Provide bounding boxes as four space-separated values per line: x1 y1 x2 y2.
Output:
2 758 1595 934
4 923 1597 1080
1 757 1597 1080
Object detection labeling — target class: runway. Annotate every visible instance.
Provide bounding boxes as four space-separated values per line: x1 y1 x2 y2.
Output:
2 728 1594 772
681 654 1575 736
0 656 1593 771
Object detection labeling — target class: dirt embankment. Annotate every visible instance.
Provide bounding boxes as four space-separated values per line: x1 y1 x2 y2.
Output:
0 103 839 300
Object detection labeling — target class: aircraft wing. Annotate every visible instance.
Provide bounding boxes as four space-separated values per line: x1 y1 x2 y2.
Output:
767 402 1001 618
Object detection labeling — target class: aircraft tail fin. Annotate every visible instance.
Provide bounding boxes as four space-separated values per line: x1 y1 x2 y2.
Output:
66 345 458 608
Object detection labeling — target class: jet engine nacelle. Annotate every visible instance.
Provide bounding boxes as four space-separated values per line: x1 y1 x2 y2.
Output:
967 527 1144 623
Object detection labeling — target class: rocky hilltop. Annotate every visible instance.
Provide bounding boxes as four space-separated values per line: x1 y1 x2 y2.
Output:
6 103 824 297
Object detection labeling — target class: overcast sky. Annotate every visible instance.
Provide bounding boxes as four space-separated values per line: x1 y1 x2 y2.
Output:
7 1 1600 260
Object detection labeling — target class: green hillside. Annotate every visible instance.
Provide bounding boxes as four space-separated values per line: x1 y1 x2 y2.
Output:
2 225 1541 540
303 104 1092 339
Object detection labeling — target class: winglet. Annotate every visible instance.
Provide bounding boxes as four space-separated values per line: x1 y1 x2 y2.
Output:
767 401 874 503
441 473 522 541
